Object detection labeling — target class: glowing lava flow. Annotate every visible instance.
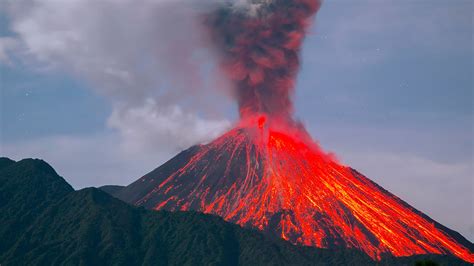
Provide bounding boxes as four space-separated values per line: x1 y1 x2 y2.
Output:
116 0 473 262
121 116 473 262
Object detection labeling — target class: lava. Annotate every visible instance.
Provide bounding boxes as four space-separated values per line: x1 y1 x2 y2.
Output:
117 0 474 262
126 116 473 262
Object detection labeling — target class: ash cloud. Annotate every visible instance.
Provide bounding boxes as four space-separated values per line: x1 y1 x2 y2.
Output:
1 0 323 148
1 0 236 150
206 0 321 119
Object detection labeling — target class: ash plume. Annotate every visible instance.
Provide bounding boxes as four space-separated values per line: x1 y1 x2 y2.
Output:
1 0 234 153
206 0 322 119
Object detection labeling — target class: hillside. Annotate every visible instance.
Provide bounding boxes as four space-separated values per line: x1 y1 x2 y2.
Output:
0 157 470 265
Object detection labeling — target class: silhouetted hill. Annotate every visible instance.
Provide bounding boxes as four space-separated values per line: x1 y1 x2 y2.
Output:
0 157 470 265
0 157 16 171
0 158 74 258
0 158 374 265
98 185 125 197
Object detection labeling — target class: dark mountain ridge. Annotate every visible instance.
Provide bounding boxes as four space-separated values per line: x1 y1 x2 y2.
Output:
0 157 470 265
99 185 125 197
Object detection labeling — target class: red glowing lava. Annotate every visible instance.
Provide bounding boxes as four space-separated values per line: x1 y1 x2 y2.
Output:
116 0 473 262
257 116 266 129
123 116 473 262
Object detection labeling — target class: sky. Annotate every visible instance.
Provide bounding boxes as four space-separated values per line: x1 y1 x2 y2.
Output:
0 0 472 241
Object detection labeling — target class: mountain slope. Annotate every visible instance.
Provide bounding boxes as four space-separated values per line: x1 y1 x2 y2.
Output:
115 123 473 262
0 157 16 171
0 158 74 257
1 157 470 265
99 185 125 197
0 158 376 265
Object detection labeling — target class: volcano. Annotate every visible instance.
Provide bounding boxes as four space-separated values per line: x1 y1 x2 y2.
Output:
116 115 473 262
116 0 473 262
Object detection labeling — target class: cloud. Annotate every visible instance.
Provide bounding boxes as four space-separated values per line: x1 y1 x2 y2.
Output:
4 0 229 101
108 99 231 153
2 0 234 156
0 36 18 64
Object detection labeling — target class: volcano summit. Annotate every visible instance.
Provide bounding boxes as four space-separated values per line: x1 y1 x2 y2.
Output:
115 0 474 263
116 116 473 262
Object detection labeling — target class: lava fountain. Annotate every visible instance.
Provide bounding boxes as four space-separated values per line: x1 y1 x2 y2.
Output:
117 0 474 262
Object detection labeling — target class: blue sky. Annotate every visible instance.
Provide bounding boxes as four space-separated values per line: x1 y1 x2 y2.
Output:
0 0 472 241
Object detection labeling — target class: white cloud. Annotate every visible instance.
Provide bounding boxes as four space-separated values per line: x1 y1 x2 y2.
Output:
4 0 222 99
2 0 234 162
0 36 18 64
108 99 231 153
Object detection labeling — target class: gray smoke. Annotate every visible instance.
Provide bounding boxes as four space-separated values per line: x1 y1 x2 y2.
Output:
1 0 241 151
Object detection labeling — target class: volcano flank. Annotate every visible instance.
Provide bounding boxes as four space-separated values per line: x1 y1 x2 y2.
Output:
116 116 473 262
114 0 474 262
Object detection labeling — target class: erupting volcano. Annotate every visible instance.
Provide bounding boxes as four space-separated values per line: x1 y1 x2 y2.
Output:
117 0 473 263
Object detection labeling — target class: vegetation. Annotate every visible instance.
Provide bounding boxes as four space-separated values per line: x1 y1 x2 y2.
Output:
0 158 470 265
415 259 439 266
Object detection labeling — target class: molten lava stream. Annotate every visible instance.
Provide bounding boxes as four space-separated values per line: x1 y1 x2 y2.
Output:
138 115 473 262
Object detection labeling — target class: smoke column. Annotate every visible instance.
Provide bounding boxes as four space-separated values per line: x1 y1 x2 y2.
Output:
113 1 474 262
206 0 321 119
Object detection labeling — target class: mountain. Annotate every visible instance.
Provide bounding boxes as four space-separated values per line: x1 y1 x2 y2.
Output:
114 120 473 263
0 157 375 265
0 157 16 170
0 158 74 258
1 157 471 265
99 185 125 197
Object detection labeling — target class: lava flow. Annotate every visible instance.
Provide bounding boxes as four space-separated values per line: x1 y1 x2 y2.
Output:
117 0 473 262
119 116 473 262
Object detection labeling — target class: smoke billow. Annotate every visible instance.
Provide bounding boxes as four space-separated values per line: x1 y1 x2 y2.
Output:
1 0 233 152
1 0 321 152
206 0 321 119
